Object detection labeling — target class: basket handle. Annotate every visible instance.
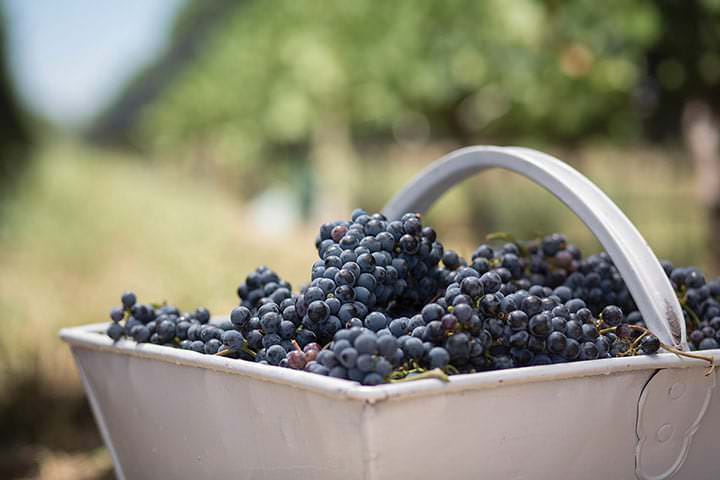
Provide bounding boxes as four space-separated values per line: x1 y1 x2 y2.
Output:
383 146 687 350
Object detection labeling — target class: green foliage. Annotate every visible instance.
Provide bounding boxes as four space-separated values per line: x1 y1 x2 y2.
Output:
135 0 660 162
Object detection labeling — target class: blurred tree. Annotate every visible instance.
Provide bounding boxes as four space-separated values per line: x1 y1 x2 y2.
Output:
0 4 31 196
87 0 238 147
641 0 720 270
87 0 720 252
136 0 660 145
643 0 720 139
91 0 661 218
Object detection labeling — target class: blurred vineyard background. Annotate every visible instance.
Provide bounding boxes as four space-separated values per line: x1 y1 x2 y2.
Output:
1 0 719 478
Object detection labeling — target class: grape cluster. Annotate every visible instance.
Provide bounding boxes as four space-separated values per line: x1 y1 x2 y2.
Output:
225 295 319 364
237 266 292 310
568 252 636 314
323 269 657 376
474 234 636 314
504 235 720 352
290 209 447 344
662 264 720 351
318 329 398 385
107 292 223 353
313 209 445 312
106 210 719 386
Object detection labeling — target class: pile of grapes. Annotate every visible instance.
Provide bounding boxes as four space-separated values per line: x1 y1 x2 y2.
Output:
106 209 718 385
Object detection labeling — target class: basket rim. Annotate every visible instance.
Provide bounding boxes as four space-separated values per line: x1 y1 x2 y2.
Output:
60 321 720 404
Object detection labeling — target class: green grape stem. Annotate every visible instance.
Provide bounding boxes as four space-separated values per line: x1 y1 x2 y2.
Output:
215 345 257 359
597 324 715 375
389 368 450 384
625 324 715 376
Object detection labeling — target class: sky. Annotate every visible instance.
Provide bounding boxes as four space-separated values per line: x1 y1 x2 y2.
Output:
4 0 186 128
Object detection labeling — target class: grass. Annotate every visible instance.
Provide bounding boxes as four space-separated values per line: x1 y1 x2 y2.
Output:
0 140 708 478
0 143 318 391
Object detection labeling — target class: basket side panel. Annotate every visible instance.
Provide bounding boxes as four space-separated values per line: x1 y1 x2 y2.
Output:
366 371 653 480
72 347 366 480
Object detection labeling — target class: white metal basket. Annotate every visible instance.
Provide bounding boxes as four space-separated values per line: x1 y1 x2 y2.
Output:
61 146 720 480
